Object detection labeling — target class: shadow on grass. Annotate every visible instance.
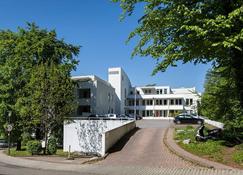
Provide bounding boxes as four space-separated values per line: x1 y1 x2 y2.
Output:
108 127 140 153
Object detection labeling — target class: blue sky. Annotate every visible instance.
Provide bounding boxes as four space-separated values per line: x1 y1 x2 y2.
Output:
0 0 211 92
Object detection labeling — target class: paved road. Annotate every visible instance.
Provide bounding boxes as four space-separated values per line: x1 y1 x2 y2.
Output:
0 162 92 175
97 119 196 168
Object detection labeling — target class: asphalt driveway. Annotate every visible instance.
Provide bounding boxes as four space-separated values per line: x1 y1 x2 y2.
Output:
97 119 196 168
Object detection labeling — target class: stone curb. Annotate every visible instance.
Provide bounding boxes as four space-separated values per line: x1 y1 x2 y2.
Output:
82 153 109 164
163 128 211 168
163 127 238 170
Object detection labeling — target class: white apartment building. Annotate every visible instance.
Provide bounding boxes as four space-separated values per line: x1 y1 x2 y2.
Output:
125 86 200 117
72 75 120 117
72 67 201 117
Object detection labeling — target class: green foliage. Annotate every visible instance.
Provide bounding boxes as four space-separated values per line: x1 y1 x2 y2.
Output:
47 137 57 155
21 132 32 146
201 68 243 138
0 23 79 150
26 140 42 155
175 127 224 162
232 150 243 164
5 146 31 157
114 0 243 113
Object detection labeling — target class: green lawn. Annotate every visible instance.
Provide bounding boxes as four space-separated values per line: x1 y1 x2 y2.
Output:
4 147 31 157
4 147 68 157
174 126 243 168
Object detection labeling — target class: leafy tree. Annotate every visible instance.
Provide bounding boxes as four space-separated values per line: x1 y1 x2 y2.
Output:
0 23 79 150
113 0 243 108
28 62 77 154
201 68 243 138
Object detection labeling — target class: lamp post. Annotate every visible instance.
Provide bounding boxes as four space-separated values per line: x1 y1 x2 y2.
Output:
7 111 12 155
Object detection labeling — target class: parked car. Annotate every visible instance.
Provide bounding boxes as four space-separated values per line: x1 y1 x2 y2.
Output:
174 113 204 124
128 114 143 120
118 114 134 120
106 113 119 119
0 139 8 148
88 114 107 119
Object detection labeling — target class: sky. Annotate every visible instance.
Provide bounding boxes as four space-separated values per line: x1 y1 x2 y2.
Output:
0 0 211 92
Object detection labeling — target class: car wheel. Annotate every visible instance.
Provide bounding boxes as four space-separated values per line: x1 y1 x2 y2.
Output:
176 120 181 124
197 120 202 125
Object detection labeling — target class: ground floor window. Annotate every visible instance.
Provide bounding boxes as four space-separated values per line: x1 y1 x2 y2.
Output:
77 105 90 115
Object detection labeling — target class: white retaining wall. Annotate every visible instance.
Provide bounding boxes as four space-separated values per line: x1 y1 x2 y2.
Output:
101 121 136 156
205 119 224 129
64 120 135 156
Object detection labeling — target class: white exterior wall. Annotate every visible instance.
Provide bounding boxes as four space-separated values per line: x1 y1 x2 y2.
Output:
72 75 119 116
108 67 131 114
63 120 133 155
126 86 200 117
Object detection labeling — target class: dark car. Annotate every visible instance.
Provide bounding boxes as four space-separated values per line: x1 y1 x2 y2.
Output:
0 139 8 148
128 114 143 120
174 113 204 124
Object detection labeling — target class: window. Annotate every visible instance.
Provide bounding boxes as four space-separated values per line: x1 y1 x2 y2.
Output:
170 99 174 105
130 91 133 95
136 100 139 106
175 99 179 105
186 99 189 105
146 110 153 116
160 89 163 94
142 100 146 106
142 110 146 117
137 90 140 95
186 99 193 105
156 90 159 94
146 99 153 105
164 89 167 94
78 89 91 99
109 71 119 74
164 99 167 105
77 105 90 115
179 99 182 105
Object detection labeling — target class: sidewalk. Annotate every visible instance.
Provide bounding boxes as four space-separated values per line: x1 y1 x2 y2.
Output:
164 127 239 170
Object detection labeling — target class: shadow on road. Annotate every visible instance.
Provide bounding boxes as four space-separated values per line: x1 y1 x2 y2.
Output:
108 127 140 153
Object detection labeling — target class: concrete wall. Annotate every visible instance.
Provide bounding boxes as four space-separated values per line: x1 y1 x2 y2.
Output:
96 78 118 114
205 119 224 129
101 121 136 156
108 67 132 114
63 120 134 156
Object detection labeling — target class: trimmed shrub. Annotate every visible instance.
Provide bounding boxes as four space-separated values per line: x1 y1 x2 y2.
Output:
47 137 57 155
26 140 42 155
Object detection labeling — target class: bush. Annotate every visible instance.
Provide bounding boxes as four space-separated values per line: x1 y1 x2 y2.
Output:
47 137 57 155
21 132 32 146
26 140 42 155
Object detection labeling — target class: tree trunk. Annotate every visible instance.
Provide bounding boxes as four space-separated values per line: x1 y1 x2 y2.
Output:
16 139 21 151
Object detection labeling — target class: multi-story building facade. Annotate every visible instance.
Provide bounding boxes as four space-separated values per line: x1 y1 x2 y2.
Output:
72 75 119 117
72 67 201 117
125 86 200 117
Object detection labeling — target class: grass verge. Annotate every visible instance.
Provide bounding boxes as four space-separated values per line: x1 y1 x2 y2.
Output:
174 125 243 168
